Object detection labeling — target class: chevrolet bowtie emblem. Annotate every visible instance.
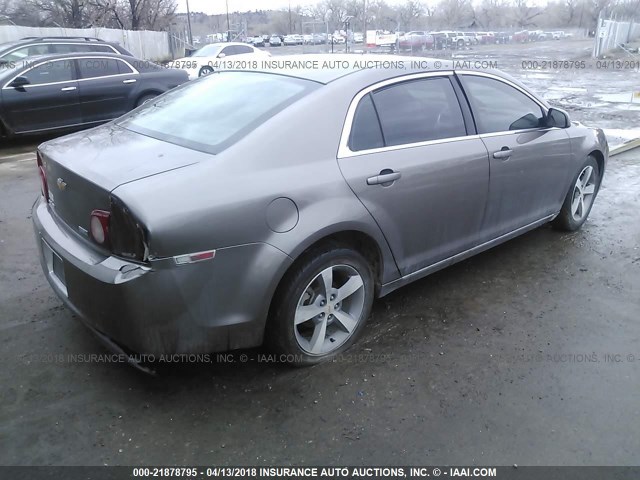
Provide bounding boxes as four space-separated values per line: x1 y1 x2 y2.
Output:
56 178 67 191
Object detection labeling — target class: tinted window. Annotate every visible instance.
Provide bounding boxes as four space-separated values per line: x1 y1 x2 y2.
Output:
118 72 318 154
220 46 236 56
235 45 254 54
22 60 74 85
77 58 120 79
90 45 116 53
116 60 134 74
460 75 544 133
349 94 384 152
3 44 50 61
50 44 94 54
371 77 466 147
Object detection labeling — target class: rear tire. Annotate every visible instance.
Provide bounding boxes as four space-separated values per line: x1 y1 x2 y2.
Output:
266 246 374 366
199 66 214 77
552 156 601 231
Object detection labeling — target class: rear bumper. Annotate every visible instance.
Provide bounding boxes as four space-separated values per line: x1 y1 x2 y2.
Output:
32 196 292 355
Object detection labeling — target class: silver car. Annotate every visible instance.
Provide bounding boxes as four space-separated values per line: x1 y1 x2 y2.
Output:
32 55 608 366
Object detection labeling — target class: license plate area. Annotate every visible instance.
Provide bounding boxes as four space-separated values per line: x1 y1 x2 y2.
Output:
42 239 68 297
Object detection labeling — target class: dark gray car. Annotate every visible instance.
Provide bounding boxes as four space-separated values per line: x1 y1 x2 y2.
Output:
0 52 188 137
32 55 608 367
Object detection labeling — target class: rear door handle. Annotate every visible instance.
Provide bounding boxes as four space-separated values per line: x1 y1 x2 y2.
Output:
367 170 401 186
60 86 76 91
493 147 513 159
123 79 137 84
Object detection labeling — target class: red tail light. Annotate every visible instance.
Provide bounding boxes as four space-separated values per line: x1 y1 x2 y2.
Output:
88 198 149 262
90 210 111 247
36 151 49 202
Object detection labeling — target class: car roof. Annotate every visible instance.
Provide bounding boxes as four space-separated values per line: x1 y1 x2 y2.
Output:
239 54 529 91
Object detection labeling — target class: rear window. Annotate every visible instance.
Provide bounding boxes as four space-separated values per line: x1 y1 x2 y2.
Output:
118 71 318 154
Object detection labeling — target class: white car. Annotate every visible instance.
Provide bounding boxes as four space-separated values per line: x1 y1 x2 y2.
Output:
168 42 270 80
284 35 298 46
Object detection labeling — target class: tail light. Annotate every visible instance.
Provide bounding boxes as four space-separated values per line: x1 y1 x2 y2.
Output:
90 210 110 247
88 198 149 263
36 151 49 202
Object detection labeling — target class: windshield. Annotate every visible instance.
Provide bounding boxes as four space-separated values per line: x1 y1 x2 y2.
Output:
191 44 222 57
118 71 319 154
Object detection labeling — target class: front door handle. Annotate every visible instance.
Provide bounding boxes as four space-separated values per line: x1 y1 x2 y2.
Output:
60 86 76 92
367 169 401 186
493 147 513 159
123 79 137 84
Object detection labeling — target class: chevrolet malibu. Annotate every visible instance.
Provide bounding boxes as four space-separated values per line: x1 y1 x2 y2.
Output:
33 56 608 366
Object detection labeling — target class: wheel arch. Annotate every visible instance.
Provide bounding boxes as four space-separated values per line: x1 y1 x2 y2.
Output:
284 229 391 298
588 149 605 177
135 89 163 106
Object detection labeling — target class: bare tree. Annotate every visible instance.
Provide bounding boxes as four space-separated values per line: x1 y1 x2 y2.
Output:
397 0 424 30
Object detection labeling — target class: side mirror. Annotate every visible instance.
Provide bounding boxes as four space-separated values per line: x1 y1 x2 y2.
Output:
217 53 226 59
546 107 570 128
9 76 30 88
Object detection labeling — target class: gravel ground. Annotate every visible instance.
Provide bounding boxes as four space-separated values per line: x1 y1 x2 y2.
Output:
1 39 639 466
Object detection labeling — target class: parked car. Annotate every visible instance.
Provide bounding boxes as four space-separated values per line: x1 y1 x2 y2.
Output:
430 32 449 50
552 31 564 40
513 30 530 43
353 32 364 43
303 34 314 45
495 32 511 44
464 32 481 45
251 36 265 47
480 32 496 44
399 31 432 51
0 36 132 65
283 35 298 46
32 55 607 367
0 52 187 138
268 35 283 46
168 42 269 79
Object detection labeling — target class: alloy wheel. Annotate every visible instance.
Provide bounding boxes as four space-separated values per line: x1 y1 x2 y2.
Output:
571 165 597 221
294 264 365 355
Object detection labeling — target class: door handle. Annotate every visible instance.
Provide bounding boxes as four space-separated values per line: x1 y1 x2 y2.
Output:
493 147 513 159
367 170 401 186
122 79 137 84
60 86 76 91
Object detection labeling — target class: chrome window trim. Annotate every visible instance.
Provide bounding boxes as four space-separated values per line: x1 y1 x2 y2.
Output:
338 69 552 159
2 56 139 89
338 70 459 159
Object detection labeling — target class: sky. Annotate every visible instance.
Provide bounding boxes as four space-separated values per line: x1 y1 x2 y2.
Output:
176 0 409 15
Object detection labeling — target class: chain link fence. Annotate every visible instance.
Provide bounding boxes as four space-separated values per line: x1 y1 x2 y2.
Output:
593 16 640 58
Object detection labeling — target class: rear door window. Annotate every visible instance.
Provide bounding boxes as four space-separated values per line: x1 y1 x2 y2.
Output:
349 94 384 152
370 77 467 147
77 58 120 79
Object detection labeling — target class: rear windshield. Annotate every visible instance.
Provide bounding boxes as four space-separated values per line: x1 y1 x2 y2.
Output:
118 71 319 154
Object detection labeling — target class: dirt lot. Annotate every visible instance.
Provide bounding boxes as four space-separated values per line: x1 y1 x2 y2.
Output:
1 39 639 466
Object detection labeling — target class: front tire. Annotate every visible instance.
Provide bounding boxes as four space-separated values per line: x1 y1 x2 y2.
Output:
267 246 374 366
553 156 601 231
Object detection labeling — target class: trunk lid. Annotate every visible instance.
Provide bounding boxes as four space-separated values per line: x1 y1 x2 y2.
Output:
39 124 205 236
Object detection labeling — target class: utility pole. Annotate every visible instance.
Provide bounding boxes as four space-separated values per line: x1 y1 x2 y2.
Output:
185 0 193 45
363 0 367 42
289 0 292 34
226 0 231 41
